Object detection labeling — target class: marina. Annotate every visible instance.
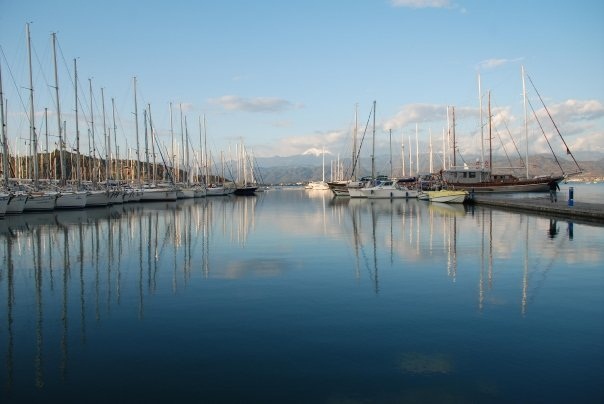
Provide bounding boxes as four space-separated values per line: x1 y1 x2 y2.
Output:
1 186 603 402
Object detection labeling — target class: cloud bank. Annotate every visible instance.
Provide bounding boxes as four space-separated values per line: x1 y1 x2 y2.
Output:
209 95 295 113
390 0 452 8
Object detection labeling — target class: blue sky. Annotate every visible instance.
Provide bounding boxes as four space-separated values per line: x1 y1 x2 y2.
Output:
1 0 603 165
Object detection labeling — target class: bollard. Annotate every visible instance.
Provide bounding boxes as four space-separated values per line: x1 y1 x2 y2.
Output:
568 186 574 207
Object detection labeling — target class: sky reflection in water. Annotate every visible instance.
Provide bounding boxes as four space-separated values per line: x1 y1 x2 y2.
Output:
0 188 602 403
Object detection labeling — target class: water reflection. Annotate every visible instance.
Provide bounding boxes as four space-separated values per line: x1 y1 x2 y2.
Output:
0 189 601 402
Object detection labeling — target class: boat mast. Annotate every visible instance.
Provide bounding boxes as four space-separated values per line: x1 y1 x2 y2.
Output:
488 91 492 172
415 123 419 176
112 98 119 184
478 73 484 168
371 100 376 179
133 77 141 186
203 115 208 185
352 103 358 180
401 131 405 177
143 108 149 182
451 106 456 168
185 115 190 186
74 58 81 189
89 78 97 186
1 60 10 186
388 129 392 178
51 32 66 186
101 88 109 186
148 104 156 184
429 128 433 174
169 102 174 180
27 23 39 188
521 66 529 179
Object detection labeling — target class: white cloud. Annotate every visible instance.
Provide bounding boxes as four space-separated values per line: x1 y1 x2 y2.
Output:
390 0 452 8
538 99 604 123
476 57 524 71
209 95 294 113
383 103 451 130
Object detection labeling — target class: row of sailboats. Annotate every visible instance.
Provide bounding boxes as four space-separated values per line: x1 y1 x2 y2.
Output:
326 101 466 202
1 25 244 218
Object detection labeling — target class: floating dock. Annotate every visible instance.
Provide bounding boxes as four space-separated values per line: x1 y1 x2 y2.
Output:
470 196 604 223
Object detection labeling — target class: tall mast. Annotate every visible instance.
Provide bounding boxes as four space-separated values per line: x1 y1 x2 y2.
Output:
89 78 97 185
352 103 358 180
169 102 174 180
388 129 392 178
429 128 433 174
133 77 141 185
74 58 81 188
203 115 209 185
1 61 10 185
51 32 65 185
180 103 185 184
101 87 109 186
371 100 376 179
401 131 405 177
144 108 149 182
148 104 156 184
408 135 412 176
27 23 39 187
521 65 529 179
451 106 456 167
185 115 190 185
415 123 419 175
488 90 492 171
478 73 484 167
112 98 119 183
44 108 48 179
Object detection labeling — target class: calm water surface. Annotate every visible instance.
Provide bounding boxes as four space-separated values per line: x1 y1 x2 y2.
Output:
1 187 603 403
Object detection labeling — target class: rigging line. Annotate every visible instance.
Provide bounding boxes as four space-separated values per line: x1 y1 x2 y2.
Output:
492 125 513 168
526 97 565 175
526 73 582 173
492 98 525 166
0 46 31 124
350 104 373 180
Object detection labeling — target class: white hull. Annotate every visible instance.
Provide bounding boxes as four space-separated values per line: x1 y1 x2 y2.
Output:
56 191 87 209
123 189 143 203
86 190 110 206
140 188 178 201
206 186 229 196
332 188 350 197
24 192 57 211
426 190 468 204
177 188 196 199
308 181 330 190
347 188 366 198
0 193 9 216
361 186 418 199
5 193 28 214
193 187 206 198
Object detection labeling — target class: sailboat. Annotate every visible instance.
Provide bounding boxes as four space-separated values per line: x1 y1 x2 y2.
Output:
442 68 579 193
22 24 57 212
308 146 329 190
233 140 258 195
1 51 28 214
54 57 87 209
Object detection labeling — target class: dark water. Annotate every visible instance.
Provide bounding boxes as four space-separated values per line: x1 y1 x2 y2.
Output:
1 188 603 403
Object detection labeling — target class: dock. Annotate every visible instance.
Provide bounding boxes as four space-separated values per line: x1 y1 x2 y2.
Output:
470 195 604 224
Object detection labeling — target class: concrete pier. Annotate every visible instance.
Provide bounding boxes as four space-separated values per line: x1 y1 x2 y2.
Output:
470 195 604 223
